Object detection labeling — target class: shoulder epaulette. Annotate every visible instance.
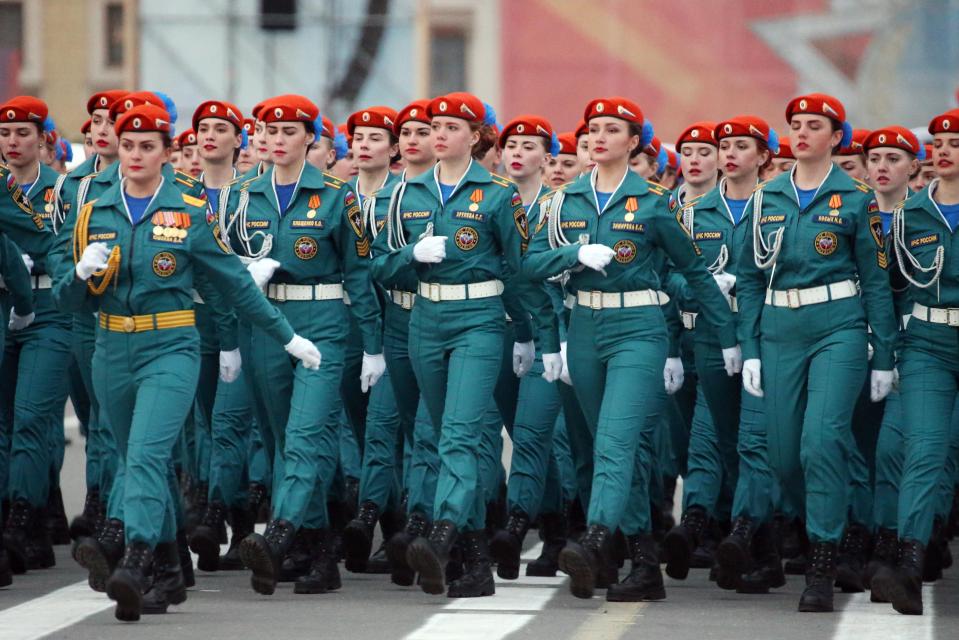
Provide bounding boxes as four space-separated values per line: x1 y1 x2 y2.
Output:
647 183 668 196
181 193 206 208
538 184 568 205
854 179 871 193
239 177 258 192
323 172 345 190
174 170 197 185
684 192 706 207
752 180 770 193
490 173 514 188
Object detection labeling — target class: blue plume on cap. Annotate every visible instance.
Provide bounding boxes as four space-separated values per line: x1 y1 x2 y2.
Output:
656 146 668 174
153 91 178 124
641 121 655 148
334 131 349 160
312 116 324 137
767 128 781 154
55 141 65 162
549 131 561 157
240 128 249 150
917 144 926 161
43 116 56 133
841 121 853 148
482 102 498 128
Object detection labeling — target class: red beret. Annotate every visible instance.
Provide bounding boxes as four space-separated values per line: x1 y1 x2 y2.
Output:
394 100 431 135
676 121 717 150
86 90 128 115
929 109 959 135
498 114 555 149
556 132 577 155
347 106 398 136
241 118 255 135
176 128 197 148
251 100 269 121
260 95 319 126
574 119 588 139
923 143 934 160
114 104 172 136
81 119 92 135
643 135 662 158
584 97 644 127
0 96 48 125
715 115 773 146
666 148 680 170
837 128 870 156
109 91 167 121
786 93 846 125
338 122 352 146
320 116 335 139
863 126 922 156
192 100 244 132
774 139 794 160
427 92 486 123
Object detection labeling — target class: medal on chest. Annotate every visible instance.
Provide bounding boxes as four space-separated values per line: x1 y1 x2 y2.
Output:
151 211 191 243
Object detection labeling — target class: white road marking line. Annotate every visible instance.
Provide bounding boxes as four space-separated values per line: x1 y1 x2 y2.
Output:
520 542 544 561
832 585 934 640
0 581 112 640
444 586 557 611
404 613 534 640
493 574 566 586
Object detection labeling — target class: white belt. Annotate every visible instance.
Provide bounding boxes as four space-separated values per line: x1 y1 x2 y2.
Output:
764 280 858 309
32 274 52 290
682 296 737 330
417 279 503 302
390 289 415 310
728 295 738 313
266 282 344 302
564 293 576 310
343 290 351 306
191 289 205 305
912 303 959 327
576 289 669 310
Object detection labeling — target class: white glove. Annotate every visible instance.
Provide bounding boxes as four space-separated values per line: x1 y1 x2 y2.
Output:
219 349 242 383
413 236 447 263
663 357 684 395
360 352 386 392
577 244 616 272
513 340 535 377
743 359 763 397
713 271 736 295
542 353 563 382
722 345 743 376
247 258 281 289
285 334 322 370
21 254 33 274
559 341 572 385
8 309 34 331
892 367 900 392
75 242 111 280
871 369 894 402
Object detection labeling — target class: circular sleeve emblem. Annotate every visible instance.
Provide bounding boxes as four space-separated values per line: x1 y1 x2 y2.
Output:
454 226 479 251
294 236 318 260
152 252 177 277
814 231 838 256
613 239 637 263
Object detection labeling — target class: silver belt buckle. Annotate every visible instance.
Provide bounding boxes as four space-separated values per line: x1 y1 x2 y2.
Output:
429 283 441 302
947 308 959 327
786 288 801 309
274 283 287 302
589 291 602 310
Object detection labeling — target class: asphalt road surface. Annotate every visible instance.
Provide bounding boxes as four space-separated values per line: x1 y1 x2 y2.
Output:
1 421 954 640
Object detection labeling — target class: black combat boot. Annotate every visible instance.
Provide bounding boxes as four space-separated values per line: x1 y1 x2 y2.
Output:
189 500 228 572
2 499 32 574
737 522 785 594
0 535 12 587
662 505 707 580
279 528 314 581
367 509 403 574
526 509 568 577
343 500 380 573
219 505 255 570
239 519 297 595
185 482 208 533
922 518 945 583
106 541 154 622
75 518 125 592
447 530 495 598
867 528 898 602
387 511 429 586
407 519 458 595
606 533 666 602
558 524 611 599
26 505 56 569
797 542 837 612
783 518 810 575
70 488 102 541
690 519 722 569
248 482 270 524
294 529 341 594
716 516 757 591
45 488 71 545
141 541 187 614
873 539 924 615
835 522 870 593
176 530 195 588
490 507 530 580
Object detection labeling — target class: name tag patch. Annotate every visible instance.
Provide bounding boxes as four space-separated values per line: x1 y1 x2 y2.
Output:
246 220 270 229
291 219 325 228
909 233 939 248
560 219 587 230
813 215 848 227
610 222 646 234
402 210 431 221
89 232 117 241
453 210 486 223
760 215 785 224
694 230 723 241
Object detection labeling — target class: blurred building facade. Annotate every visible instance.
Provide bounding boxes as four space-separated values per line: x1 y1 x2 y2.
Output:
3 0 958 143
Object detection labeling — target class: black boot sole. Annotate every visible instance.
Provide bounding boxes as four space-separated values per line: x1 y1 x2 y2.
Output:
3 541 27 575
489 533 520 579
797 590 834 613
525 560 558 577
69 516 95 541
662 530 692 580
141 585 187 615
74 540 112 593
106 573 142 622
189 527 221 572
341 522 372 573
406 538 446 595
218 551 245 571
239 535 277 596
558 545 595 599
387 535 415 586
835 563 865 593
447 579 495 598
882 579 923 615
606 584 666 602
